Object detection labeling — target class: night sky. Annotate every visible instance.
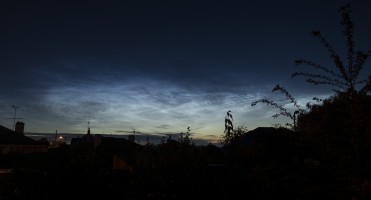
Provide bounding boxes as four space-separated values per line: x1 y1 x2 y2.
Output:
1 0 370 144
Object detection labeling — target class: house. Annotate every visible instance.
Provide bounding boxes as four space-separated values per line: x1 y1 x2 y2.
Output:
0 123 48 154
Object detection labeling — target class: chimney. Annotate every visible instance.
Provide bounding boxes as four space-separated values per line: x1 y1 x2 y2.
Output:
15 121 25 135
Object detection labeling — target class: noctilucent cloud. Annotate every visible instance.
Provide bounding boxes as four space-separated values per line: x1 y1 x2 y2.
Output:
1 0 370 144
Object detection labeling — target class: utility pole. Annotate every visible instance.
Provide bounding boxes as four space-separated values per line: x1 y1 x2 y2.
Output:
87 121 91 135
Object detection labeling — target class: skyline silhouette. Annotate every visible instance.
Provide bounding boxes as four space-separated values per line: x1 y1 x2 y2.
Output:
1 1 371 143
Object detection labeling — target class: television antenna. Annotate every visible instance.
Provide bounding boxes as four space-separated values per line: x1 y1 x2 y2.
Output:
4 105 24 131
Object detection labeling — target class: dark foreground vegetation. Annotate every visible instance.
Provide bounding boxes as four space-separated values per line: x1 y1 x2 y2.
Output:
1 3 371 200
0 100 370 200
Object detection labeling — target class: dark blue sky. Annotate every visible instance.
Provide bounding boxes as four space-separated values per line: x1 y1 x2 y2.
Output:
1 0 370 144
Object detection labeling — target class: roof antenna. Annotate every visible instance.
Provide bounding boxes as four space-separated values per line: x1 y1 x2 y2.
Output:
4 105 23 131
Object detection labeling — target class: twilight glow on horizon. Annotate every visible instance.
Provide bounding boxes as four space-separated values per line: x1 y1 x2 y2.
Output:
1 1 370 144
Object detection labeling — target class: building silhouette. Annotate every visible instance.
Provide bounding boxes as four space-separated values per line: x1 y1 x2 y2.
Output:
0 124 48 154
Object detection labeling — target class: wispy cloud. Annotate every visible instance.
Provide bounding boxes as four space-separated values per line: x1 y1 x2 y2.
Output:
35 77 271 137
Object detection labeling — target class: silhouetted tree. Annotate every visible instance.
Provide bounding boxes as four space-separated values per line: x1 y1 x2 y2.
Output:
251 84 306 132
292 3 371 96
220 111 248 147
224 110 233 133
178 126 193 145
292 5 371 198
220 111 233 145
294 3 371 149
